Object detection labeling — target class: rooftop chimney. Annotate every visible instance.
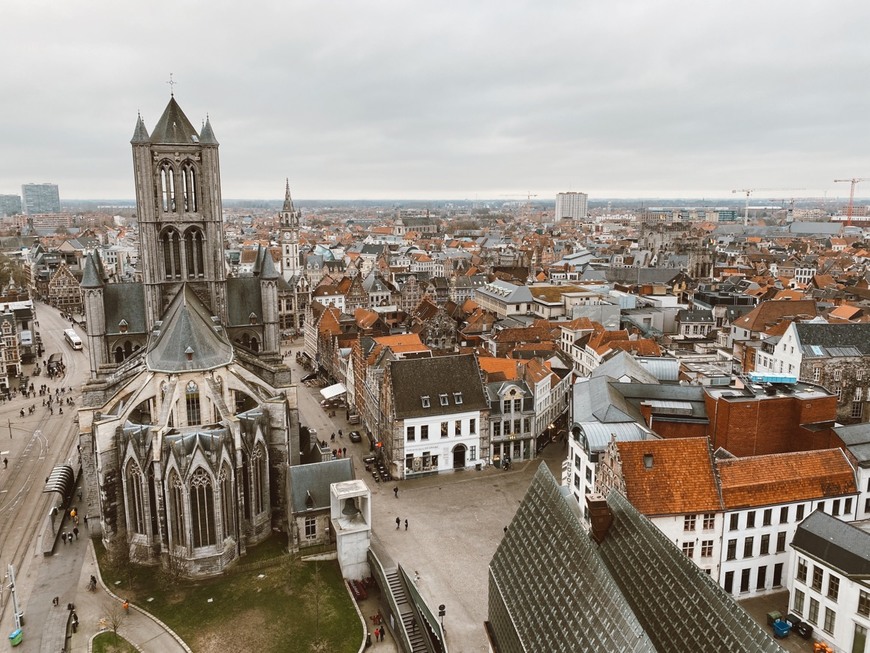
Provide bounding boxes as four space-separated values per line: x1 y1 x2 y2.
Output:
586 492 613 544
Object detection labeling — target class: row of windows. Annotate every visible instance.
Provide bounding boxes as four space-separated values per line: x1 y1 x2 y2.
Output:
796 558 840 601
492 418 532 438
728 499 854 532
420 392 463 408
406 419 476 441
681 539 715 558
792 590 837 635
723 563 785 594
683 513 716 531
725 532 787 561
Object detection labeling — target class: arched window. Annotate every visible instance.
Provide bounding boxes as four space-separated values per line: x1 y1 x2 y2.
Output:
161 228 181 279
159 163 176 213
250 336 259 353
114 346 124 363
184 228 205 279
189 468 216 548
186 381 201 425
169 470 186 548
219 464 234 541
251 443 268 515
181 162 197 213
125 460 146 535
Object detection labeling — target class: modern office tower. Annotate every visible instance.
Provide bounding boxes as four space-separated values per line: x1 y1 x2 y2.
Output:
555 191 588 221
0 195 22 217
21 183 60 214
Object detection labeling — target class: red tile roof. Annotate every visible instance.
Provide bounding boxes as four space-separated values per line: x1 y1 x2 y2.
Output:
717 449 856 509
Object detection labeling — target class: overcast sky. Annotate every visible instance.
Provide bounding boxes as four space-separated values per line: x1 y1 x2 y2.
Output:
3 1 870 203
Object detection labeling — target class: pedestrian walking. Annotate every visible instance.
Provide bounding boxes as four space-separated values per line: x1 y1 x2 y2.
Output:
73 526 79 540
396 517 400 530
61 532 67 544
393 486 398 498
404 519 408 530
2 457 7 469
342 447 347 457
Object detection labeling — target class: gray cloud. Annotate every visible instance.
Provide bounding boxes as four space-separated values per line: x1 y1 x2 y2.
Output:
2 0 869 202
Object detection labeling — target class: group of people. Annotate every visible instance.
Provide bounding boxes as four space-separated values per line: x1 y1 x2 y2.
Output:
372 626 386 642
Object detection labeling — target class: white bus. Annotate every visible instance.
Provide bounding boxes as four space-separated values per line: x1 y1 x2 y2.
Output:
64 328 83 350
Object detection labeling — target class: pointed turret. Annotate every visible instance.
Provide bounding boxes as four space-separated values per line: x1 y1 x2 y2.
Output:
80 253 104 289
131 113 150 144
199 116 219 145
150 97 200 145
282 178 295 213
259 246 279 280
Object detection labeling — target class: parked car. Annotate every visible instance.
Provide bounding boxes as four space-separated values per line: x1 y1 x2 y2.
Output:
349 431 362 443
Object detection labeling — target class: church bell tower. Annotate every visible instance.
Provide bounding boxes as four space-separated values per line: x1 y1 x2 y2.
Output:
279 179 301 281
131 95 228 330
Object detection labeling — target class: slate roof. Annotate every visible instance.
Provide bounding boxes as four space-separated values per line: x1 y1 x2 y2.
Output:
287 458 354 514
146 284 234 373
791 509 870 576
795 322 870 356
717 448 857 509
488 464 781 653
389 354 487 419
226 277 264 327
617 437 722 515
104 283 146 335
149 97 200 145
832 423 870 468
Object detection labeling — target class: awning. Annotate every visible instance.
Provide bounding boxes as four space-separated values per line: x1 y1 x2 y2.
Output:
43 464 75 499
320 383 347 400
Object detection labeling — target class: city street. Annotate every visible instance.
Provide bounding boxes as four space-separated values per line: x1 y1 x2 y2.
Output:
0 301 90 649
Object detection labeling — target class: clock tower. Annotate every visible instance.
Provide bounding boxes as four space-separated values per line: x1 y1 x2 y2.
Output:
279 179 301 280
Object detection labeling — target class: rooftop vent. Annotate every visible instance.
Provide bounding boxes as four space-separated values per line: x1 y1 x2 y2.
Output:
643 454 654 469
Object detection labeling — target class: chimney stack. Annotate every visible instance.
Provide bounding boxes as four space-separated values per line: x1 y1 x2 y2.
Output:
586 492 613 544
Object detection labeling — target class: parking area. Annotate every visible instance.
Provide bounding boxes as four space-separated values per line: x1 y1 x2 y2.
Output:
739 590 817 652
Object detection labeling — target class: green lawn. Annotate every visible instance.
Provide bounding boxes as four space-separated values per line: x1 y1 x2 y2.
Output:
92 631 137 653
96 538 361 653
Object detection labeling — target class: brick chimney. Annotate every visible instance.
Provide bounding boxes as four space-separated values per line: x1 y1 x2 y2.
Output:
586 492 613 544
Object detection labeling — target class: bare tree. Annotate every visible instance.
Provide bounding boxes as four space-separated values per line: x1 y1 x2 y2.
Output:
102 601 128 644
105 528 134 590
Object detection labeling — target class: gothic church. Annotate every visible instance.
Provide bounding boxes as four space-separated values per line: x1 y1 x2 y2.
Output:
78 96 299 576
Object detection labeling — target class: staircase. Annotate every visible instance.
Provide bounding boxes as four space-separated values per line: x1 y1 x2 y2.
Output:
383 569 428 653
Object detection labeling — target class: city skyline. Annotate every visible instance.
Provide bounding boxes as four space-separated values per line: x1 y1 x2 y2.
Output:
2 1 870 202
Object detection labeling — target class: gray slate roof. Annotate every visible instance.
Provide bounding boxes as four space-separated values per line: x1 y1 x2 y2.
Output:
389 354 487 419
795 322 870 356
226 277 264 327
149 97 200 145
146 285 234 373
288 459 354 513
104 283 146 335
832 423 870 467
792 509 870 576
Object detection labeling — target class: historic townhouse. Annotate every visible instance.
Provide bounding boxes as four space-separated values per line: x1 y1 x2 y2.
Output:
381 354 489 478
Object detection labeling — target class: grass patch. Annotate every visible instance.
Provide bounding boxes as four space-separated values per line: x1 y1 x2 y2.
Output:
92 631 137 653
96 537 361 653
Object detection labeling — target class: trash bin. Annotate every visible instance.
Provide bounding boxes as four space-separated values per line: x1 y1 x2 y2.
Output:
766 610 782 626
8 629 23 646
796 622 813 640
772 620 790 638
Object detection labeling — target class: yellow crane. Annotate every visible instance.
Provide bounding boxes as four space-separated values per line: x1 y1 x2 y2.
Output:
833 177 870 227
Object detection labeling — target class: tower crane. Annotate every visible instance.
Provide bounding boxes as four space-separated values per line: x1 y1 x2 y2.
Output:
732 188 805 226
833 178 870 227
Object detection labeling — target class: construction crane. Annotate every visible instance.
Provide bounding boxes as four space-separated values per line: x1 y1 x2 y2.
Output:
499 193 539 218
833 177 870 227
732 188 805 226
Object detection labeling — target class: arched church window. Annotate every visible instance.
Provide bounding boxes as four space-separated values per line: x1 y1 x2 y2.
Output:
219 464 234 541
114 346 124 364
184 228 205 279
189 468 216 548
250 336 259 353
159 163 176 213
181 162 197 213
169 470 186 548
251 443 268 515
161 228 182 280
186 381 201 425
124 340 133 358
125 460 146 535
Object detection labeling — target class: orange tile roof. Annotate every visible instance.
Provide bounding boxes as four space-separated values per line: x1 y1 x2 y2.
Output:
717 449 856 509
733 299 817 332
828 304 861 320
479 357 524 381
617 438 722 515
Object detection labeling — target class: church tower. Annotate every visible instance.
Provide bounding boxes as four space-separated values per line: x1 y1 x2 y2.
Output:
279 179 301 281
131 96 228 331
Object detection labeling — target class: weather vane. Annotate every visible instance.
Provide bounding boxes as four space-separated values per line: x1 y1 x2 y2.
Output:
166 73 177 97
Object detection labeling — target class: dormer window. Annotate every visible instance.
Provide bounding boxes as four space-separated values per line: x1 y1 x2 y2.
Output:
118 319 128 333
421 395 430 408
249 312 258 325
453 392 463 405
439 393 449 406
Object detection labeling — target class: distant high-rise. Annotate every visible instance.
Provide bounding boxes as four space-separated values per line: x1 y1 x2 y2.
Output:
0 194 22 217
21 183 60 214
555 191 588 221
